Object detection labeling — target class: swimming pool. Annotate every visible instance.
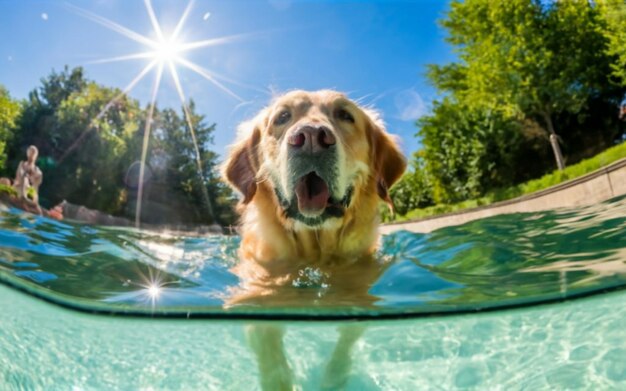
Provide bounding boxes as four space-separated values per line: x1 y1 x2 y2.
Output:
1 196 626 389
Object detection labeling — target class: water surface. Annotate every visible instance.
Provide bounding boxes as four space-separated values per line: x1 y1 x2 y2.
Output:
1 195 626 317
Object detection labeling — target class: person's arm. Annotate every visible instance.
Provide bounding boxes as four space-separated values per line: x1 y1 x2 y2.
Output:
14 161 27 199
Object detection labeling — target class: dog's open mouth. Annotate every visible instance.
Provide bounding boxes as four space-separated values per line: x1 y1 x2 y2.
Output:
295 172 330 215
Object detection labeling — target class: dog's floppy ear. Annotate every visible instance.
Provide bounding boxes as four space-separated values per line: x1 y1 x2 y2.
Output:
222 117 263 204
366 110 407 210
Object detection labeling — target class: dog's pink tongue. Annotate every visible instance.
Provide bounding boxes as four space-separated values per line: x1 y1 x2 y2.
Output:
295 173 329 215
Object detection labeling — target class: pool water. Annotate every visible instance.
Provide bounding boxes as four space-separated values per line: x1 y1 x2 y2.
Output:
1 196 626 389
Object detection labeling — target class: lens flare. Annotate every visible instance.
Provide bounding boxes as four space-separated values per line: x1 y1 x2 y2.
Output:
147 284 161 298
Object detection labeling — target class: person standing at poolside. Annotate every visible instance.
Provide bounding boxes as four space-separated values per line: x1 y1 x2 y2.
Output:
13 145 43 214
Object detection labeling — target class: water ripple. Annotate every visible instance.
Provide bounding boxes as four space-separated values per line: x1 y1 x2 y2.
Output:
1 196 626 316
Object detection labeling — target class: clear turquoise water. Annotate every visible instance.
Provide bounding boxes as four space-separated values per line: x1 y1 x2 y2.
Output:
1 196 626 389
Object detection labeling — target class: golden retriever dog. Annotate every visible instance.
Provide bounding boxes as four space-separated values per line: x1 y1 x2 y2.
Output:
222 90 406 390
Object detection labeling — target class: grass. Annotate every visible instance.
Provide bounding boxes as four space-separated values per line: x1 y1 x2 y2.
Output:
392 141 626 223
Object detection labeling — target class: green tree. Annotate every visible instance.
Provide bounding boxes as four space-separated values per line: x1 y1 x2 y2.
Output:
439 0 616 170
598 0 626 85
418 98 528 203
134 102 236 226
52 82 141 212
389 151 434 216
10 67 87 160
0 86 22 173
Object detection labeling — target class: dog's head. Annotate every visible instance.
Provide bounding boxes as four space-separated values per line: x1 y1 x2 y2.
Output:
223 90 406 229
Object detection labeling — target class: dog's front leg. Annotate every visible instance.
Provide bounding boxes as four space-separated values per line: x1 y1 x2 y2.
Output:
246 323 295 391
321 324 365 390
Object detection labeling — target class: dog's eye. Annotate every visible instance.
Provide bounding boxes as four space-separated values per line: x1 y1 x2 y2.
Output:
274 110 292 126
336 108 355 123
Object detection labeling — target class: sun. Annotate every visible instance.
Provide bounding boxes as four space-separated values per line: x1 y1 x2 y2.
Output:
153 38 183 63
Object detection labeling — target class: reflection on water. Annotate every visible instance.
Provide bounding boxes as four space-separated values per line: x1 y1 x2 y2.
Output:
1 195 626 316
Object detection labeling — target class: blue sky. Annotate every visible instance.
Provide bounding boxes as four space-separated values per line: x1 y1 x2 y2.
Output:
0 0 454 158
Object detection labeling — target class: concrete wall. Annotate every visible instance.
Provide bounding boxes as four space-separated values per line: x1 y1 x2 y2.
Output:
381 158 626 234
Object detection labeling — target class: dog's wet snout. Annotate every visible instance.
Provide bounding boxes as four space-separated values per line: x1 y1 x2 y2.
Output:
288 125 336 154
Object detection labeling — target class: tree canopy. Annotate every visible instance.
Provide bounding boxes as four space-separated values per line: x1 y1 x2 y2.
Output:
0 86 22 172
436 0 617 169
598 0 626 85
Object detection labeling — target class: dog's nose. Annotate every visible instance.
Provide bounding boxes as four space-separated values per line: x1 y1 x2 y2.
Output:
288 125 336 154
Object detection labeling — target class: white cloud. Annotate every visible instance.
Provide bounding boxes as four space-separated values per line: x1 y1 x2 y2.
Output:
395 88 427 121
202 12 211 21
41 13 48 21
